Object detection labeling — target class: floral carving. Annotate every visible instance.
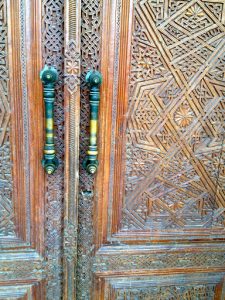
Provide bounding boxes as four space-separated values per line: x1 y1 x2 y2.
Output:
174 104 194 127
65 40 80 94
186 4 205 18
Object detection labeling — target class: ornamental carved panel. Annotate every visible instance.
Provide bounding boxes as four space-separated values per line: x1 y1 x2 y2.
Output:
101 272 225 300
114 285 217 300
81 0 225 298
104 0 225 240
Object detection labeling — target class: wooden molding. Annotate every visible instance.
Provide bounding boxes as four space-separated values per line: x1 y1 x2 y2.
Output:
63 0 81 298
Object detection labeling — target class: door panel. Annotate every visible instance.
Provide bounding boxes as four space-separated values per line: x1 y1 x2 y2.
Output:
98 0 225 243
77 0 225 298
101 273 225 300
0 0 45 294
0 0 68 298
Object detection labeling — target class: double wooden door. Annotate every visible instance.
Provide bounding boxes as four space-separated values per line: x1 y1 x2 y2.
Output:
1 0 225 299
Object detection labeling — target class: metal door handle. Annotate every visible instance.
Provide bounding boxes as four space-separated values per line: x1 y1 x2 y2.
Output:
40 65 59 174
83 70 102 174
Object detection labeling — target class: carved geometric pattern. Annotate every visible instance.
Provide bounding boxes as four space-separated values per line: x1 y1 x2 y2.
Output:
65 40 80 94
0 255 44 282
114 285 217 300
76 0 103 298
94 248 225 272
0 0 15 237
122 0 225 232
42 0 64 298
103 273 225 300
63 221 77 262
79 0 102 192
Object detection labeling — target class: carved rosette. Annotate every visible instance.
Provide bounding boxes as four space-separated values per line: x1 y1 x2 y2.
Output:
65 40 80 94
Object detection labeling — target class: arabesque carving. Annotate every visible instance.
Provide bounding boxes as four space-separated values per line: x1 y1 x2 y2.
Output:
122 0 225 232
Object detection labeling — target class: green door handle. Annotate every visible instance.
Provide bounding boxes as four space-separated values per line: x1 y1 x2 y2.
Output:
83 70 102 174
40 65 59 174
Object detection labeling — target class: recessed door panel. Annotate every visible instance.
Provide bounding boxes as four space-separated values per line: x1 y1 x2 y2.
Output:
76 0 225 298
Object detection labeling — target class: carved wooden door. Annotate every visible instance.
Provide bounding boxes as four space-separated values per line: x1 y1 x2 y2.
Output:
0 0 67 299
76 0 225 299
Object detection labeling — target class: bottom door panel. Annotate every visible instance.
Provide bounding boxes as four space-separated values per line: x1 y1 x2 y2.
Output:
97 273 225 300
93 244 225 299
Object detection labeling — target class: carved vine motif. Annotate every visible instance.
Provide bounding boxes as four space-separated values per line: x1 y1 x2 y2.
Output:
42 0 64 298
122 0 225 231
0 0 15 237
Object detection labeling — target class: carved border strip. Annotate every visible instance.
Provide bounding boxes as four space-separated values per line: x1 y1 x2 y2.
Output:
93 244 225 273
0 250 44 282
0 261 44 282
64 0 81 299
0 0 15 238
76 0 103 299
42 0 65 298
